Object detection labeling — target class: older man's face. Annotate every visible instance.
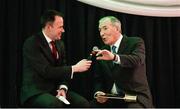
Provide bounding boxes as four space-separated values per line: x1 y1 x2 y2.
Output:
99 20 118 45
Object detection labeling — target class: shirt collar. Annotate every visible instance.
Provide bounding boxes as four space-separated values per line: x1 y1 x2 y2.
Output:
111 34 123 52
42 29 52 44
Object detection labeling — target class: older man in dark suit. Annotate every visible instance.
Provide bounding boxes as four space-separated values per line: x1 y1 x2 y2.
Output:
20 10 92 107
91 16 154 108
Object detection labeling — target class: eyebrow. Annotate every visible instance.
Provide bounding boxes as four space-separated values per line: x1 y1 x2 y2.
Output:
100 25 106 28
99 25 107 29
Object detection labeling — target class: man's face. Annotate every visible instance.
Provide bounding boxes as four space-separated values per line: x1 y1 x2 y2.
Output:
99 20 118 45
49 16 65 40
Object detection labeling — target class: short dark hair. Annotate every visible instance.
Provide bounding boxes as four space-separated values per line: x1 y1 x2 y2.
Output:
40 9 63 28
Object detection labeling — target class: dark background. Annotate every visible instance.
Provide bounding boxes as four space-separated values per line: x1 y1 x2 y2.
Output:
1 0 180 107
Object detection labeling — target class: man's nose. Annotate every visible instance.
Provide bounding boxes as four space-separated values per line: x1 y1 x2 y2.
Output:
100 31 104 36
62 28 65 33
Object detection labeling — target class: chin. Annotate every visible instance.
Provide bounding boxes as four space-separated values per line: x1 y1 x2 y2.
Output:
104 42 109 45
57 37 61 40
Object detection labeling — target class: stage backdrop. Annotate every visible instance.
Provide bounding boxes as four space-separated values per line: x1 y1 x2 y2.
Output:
1 0 180 107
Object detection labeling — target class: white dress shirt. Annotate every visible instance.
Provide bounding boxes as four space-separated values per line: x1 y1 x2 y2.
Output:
111 34 123 94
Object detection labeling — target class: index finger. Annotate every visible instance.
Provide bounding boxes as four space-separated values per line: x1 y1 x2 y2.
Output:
96 50 103 56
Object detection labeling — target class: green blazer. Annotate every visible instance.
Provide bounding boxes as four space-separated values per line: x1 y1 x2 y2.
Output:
20 32 72 104
93 35 153 107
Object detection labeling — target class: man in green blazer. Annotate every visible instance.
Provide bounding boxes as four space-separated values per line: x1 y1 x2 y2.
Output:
20 10 92 107
91 16 154 108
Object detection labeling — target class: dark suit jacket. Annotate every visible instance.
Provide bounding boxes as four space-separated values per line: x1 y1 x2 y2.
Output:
20 32 72 104
93 35 153 107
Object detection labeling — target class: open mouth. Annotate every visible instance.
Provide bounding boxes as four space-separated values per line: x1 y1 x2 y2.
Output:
102 38 107 41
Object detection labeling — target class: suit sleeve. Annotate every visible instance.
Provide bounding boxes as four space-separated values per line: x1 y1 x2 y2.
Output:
23 38 72 81
93 61 105 93
119 37 145 68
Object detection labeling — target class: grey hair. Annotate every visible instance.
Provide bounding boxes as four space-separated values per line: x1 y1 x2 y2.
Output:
99 16 121 33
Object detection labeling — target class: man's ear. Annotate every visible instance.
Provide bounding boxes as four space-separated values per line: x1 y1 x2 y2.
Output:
116 26 120 32
46 22 53 29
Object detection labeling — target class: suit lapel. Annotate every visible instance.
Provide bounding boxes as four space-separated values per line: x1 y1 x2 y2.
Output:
117 35 128 54
100 46 114 77
37 32 55 63
102 36 128 77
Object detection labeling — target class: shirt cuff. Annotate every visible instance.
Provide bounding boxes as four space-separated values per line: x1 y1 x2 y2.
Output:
94 91 105 98
59 85 68 92
113 54 121 64
71 66 74 79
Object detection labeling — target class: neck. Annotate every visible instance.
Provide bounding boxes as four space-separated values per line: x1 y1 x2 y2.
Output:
42 28 53 41
112 33 121 45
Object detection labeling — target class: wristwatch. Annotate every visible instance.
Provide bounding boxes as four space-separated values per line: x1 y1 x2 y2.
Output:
113 54 118 62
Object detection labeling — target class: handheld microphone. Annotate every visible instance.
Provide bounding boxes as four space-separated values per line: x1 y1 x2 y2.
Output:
87 46 99 60
91 46 99 55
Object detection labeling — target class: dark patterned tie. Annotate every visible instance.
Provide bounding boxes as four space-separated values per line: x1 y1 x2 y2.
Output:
112 45 117 66
112 45 116 54
50 41 58 60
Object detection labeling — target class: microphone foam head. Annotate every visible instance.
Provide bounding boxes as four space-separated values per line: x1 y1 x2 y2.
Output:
91 46 99 55
93 46 99 51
